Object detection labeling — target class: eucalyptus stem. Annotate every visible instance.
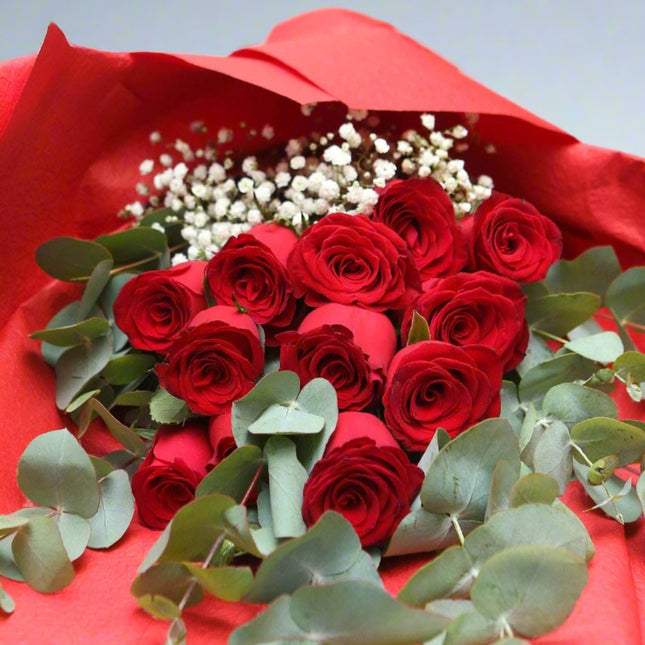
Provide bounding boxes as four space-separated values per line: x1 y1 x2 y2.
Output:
450 514 465 546
532 328 568 344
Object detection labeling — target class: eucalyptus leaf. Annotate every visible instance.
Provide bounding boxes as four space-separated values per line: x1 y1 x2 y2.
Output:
542 383 617 425
166 618 188 645
514 330 554 378
637 472 645 515
95 226 169 271
78 257 114 319
131 562 202 607
248 403 325 435
137 594 182 620
140 207 185 247
500 381 522 435
470 545 587 637
421 418 519 521
221 504 273 558
0 512 30 537
101 353 156 385
564 331 624 364
149 387 191 425
0 533 23 582
397 545 474 607
570 417 645 467
487 459 520 518
55 334 113 410
443 609 500 645
35 236 113 282
613 351 645 382
0 582 15 614
53 512 91 561
532 420 573 494
508 473 559 507
12 516 75 593
182 563 254 601
17 428 100 517
100 272 136 351
264 436 308 538
606 266 645 328
30 317 111 346
407 310 431 344
525 292 600 337
87 469 135 548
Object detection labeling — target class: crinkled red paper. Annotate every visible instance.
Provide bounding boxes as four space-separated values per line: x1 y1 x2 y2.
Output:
1 8 644 644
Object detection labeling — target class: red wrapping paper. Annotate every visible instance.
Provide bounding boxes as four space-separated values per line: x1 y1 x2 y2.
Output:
1 8 644 644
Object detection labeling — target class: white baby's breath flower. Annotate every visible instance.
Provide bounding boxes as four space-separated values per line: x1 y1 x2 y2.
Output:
208 163 226 183
237 177 254 194
339 123 362 148
139 159 154 175
242 157 257 174
136 182 150 196
342 165 358 182
217 128 233 144
421 113 436 131
193 164 208 181
275 171 292 188
397 140 413 155
247 209 263 225
373 159 397 180
323 145 351 166
171 253 189 265
290 155 306 170
125 201 144 218
254 182 275 204
191 183 208 199
286 139 302 156
159 153 173 167
194 211 209 228
149 131 162 143
319 179 341 201
374 138 390 154
262 124 275 140
347 109 368 121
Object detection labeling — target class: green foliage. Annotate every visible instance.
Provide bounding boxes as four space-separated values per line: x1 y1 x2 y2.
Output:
149 387 192 424
406 310 431 344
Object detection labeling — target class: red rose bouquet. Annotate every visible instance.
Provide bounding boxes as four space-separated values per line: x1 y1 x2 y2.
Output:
1 9 645 645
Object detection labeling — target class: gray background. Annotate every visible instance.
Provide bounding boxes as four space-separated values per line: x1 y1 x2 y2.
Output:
2 0 644 158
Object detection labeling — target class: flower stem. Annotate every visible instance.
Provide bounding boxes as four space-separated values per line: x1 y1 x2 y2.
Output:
450 515 465 546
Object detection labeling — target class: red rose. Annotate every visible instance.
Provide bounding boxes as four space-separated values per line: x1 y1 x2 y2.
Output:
207 412 236 468
132 422 213 529
155 306 264 415
463 192 562 282
287 212 420 311
113 261 207 353
383 341 503 451
401 271 529 373
302 412 423 547
279 304 397 410
371 178 467 287
205 223 298 334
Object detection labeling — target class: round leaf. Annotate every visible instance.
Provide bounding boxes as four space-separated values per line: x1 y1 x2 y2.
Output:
30 317 111 346
570 417 645 467
525 292 601 337
131 562 202 608
17 429 100 517
87 469 135 548
564 331 624 364
95 227 169 271
101 353 156 385
182 563 253 601
533 420 572 494
606 267 645 327
509 473 559 507
53 512 91 561
470 545 588 637
35 236 113 282
542 383 617 425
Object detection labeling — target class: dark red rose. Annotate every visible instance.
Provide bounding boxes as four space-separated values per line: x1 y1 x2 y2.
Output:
279 304 397 410
463 192 562 282
287 212 420 312
371 178 467 287
113 261 207 353
302 412 423 547
132 422 213 529
205 223 298 334
383 341 502 451
207 412 236 468
155 306 264 416
401 271 529 373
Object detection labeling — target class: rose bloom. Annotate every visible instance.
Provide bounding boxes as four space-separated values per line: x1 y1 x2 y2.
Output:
401 271 529 373
287 212 420 312
302 411 423 547
463 191 562 282
132 422 213 529
207 412 236 469
113 261 207 353
383 341 503 451
205 223 298 334
155 306 264 416
371 177 467 287
279 303 397 410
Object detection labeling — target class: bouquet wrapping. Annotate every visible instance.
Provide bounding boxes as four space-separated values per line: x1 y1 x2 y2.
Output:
1 8 644 644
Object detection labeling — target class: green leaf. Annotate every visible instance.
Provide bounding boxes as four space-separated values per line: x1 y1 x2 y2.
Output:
248 403 325 435
166 618 187 645
525 292 600 337
232 371 301 446
87 469 135 548
265 435 308 538
196 445 264 502
140 208 185 247
407 310 431 344
137 594 182 620
0 582 15 614
243 511 375 603
114 390 154 407
131 562 202 608
443 609 500 645
17 428 100 517
149 387 191 425
55 334 113 410
587 455 620 485
606 267 645 328
53 512 91 561
470 545 588 637
564 331 624 364
421 418 520 521
221 505 273 558
570 417 645 467
231 580 449 645
532 421 573 495
35 237 113 282
0 512 30 537
637 472 645 515
614 351 645 382
182 564 253 601
101 353 156 385
100 272 135 351
78 257 114 320
508 473 559 507
12 516 75 593
542 383 618 425
30 317 112 346
487 459 521 518
543 246 621 302
464 504 593 566
573 461 643 523
95 227 169 271
519 353 597 404
397 545 473 607
515 330 554 378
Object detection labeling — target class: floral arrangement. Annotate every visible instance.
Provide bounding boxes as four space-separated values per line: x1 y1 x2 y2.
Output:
1 9 645 645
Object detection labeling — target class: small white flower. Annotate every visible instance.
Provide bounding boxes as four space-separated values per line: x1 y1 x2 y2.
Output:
323 145 351 166
286 139 302 156
149 131 162 143
421 113 436 131
191 183 208 199
291 175 308 192
173 162 189 180
347 109 368 121
319 179 341 201
242 156 257 174
262 124 275 140
136 182 150 196
217 128 233 144
301 103 316 116
194 211 209 228
193 164 208 181
139 159 154 175
159 153 173 167
342 165 358 182
125 201 144 218
238 177 254 194
247 209 263 225
374 138 390 154
275 171 292 188
290 155 306 170
373 159 397 180
171 253 189 265
254 182 275 204
208 163 226 183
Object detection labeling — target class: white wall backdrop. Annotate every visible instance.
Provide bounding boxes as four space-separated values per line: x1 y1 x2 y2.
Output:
2 0 644 157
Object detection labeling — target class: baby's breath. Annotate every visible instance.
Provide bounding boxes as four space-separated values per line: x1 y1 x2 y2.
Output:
124 110 492 261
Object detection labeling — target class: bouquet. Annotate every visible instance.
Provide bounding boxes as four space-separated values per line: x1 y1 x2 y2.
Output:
1 9 645 645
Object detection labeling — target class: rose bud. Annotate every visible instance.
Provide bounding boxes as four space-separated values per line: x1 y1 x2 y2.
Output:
279 304 397 410
132 422 213 529
113 261 207 353
207 412 236 468
155 305 264 416
401 271 529 373
205 223 298 338
302 411 423 547
383 341 503 451
371 177 467 286
287 212 421 312
463 192 562 282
